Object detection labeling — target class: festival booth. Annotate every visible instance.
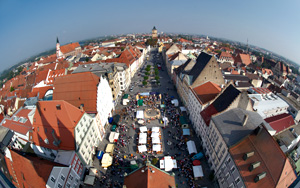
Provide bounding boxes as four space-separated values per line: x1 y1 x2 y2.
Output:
171 99 179 107
101 153 113 168
122 94 130 105
84 175 95 186
152 137 161 144
162 116 169 126
138 119 145 125
153 144 161 152
138 145 147 153
182 128 190 136
187 140 197 154
109 132 120 143
192 165 204 180
152 127 160 133
96 151 104 160
139 133 147 144
192 152 204 161
89 168 98 176
105 144 114 154
160 156 177 171
180 106 187 113
139 126 147 133
151 132 160 138
136 110 144 119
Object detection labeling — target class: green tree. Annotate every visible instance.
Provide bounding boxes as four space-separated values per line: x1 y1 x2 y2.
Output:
10 86 14 92
155 76 160 81
146 67 150 72
147 65 151 68
145 72 150 76
142 81 147 86
144 76 149 80
155 71 159 76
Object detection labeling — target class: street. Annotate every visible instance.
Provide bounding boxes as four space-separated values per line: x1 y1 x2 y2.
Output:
84 48 215 188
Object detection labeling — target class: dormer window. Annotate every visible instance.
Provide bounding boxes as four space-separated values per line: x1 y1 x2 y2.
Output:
243 151 254 161
254 172 266 183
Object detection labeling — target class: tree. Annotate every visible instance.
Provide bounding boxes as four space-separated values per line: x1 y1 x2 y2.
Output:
155 71 159 76
142 81 147 86
155 76 160 81
145 72 150 76
10 86 14 92
147 65 151 68
146 67 150 72
144 76 149 80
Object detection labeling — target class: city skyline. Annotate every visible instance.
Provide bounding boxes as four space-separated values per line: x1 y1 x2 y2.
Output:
0 0 299 72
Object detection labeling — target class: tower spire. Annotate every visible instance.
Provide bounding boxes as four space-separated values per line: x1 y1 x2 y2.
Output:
57 37 59 44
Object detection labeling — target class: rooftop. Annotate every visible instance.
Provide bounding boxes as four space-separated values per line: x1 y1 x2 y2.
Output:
192 81 221 104
212 108 266 147
264 113 295 134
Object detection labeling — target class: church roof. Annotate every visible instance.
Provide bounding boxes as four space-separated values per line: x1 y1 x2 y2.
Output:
152 26 157 30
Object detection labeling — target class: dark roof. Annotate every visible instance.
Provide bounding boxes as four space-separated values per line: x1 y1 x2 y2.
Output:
201 84 241 125
152 26 157 30
224 74 250 82
173 59 192 75
189 52 212 83
212 108 265 146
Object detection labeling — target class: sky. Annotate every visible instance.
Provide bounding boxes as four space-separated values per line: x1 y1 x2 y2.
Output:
0 0 299 72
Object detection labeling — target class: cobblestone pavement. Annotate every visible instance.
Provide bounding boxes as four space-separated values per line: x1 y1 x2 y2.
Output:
83 48 217 188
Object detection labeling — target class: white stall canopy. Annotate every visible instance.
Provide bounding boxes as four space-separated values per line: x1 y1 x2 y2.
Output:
187 140 197 154
139 126 147 133
139 133 147 144
171 99 179 107
101 153 113 168
151 132 160 137
152 137 161 144
153 144 161 152
192 165 204 178
109 132 119 142
182 129 190 136
180 106 187 112
138 145 147 153
164 156 174 172
152 127 160 133
84 175 95 186
136 110 144 119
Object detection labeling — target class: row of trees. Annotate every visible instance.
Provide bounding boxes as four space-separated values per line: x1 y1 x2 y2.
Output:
142 65 160 86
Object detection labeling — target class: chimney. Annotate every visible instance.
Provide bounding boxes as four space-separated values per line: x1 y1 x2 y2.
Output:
242 114 249 126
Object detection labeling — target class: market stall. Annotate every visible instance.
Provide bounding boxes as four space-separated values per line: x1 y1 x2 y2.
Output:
171 99 179 107
109 132 120 143
139 133 147 144
153 144 161 152
136 110 144 119
84 175 95 186
182 128 190 136
139 126 147 133
187 140 197 154
152 137 161 144
101 153 113 168
96 151 104 160
138 145 147 153
105 144 114 154
151 132 160 137
192 165 204 179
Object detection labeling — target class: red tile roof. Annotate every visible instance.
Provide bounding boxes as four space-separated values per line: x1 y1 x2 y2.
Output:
35 69 50 85
1 108 33 135
31 101 84 150
53 72 99 113
200 104 218 126
28 85 53 99
220 52 233 58
60 42 80 54
192 81 221 104
229 126 296 188
5 150 57 188
46 69 65 85
262 68 273 75
264 113 295 133
239 54 251 66
124 163 176 188
251 87 272 94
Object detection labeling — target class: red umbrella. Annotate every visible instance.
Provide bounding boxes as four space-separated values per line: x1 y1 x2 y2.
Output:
193 160 201 166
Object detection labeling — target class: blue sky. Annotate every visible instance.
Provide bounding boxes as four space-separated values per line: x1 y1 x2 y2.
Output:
0 0 299 72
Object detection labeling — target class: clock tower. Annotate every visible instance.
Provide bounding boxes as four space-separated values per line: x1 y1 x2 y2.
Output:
56 37 63 59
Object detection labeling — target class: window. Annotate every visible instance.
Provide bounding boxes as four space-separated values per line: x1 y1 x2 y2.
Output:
83 116 86 122
58 183 62 188
61 175 65 181
235 177 240 184
229 183 234 188
231 167 235 173
227 158 231 164
50 176 56 183
66 183 71 188
226 173 230 180
69 175 73 180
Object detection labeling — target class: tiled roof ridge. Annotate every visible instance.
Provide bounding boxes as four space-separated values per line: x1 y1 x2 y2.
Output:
62 101 84 128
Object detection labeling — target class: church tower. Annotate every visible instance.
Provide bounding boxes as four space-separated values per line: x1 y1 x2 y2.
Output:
152 26 157 39
56 37 63 59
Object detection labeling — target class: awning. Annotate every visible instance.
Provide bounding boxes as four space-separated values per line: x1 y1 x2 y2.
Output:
171 99 178 107
152 137 161 144
164 156 174 172
101 153 113 168
139 126 147 133
105 144 114 153
109 132 116 143
138 99 143 106
122 94 129 99
192 165 204 178
152 127 160 133
193 160 201 166
139 133 147 144
180 116 188 125
89 168 98 176
182 128 190 136
114 132 119 141
140 92 150 96
153 144 161 152
84 175 95 185
151 132 159 137
187 140 197 154
138 120 145 124
180 106 187 112
136 110 144 119
138 145 147 153
96 151 104 160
